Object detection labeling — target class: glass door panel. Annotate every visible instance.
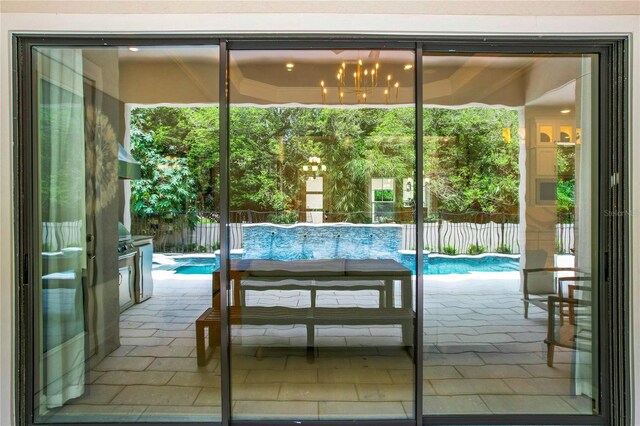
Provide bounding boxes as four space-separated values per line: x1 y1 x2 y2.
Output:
228 49 416 421
32 44 221 423
421 52 598 416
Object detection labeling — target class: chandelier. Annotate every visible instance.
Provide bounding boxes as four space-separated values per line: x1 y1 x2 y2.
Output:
320 60 400 105
302 156 327 179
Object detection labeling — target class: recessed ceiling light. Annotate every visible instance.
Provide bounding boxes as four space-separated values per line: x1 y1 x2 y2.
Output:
404 64 413 70
560 109 571 114
286 63 294 71
128 47 139 52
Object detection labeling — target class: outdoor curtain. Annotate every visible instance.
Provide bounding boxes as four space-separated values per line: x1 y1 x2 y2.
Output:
573 56 596 401
36 47 87 409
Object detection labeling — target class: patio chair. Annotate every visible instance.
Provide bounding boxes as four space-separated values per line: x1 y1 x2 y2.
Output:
557 275 592 325
545 280 592 367
522 248 581 318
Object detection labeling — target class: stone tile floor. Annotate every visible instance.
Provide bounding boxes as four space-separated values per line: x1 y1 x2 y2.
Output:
56 269 594 422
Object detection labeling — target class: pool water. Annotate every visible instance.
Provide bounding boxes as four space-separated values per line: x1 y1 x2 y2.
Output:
171 256 222 275
158 254 519 275
426 255 519 274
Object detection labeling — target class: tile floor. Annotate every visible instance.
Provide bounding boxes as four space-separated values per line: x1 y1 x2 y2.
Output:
55 269 594 422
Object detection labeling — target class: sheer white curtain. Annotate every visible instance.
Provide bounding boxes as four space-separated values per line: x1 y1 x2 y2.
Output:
36 48 87 409
574 56 596 401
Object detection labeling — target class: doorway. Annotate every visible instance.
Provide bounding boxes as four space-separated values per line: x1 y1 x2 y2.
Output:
14 35 627 426
226 47 417 420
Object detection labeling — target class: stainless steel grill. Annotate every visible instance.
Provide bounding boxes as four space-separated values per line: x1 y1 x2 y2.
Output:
118 222 137 258
118 222 136 311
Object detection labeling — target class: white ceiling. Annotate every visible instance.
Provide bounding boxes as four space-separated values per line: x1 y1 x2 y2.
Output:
116 48 582 108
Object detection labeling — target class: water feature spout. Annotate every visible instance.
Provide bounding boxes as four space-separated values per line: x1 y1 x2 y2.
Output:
302 234 308 258
334 233 341 257
269 231 276 259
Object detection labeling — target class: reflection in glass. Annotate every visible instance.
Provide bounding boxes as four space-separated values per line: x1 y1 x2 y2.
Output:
29 42 602 424
540 125 553 143
34 45 220 423
229 49 416 421
422 53 598 416
37 49 88 413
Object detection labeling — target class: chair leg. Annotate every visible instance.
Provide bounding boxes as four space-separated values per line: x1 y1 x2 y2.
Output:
546 342 554 367
524 301 529 318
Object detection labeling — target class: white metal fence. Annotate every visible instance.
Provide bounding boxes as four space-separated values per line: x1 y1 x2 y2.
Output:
131 211 575 255
403 222 574 254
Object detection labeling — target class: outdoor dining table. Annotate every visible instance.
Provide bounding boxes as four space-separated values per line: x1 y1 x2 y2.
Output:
197 258 414 365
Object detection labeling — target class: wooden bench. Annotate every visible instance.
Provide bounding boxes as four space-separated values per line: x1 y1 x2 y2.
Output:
195 258 413 366
195 306 221 366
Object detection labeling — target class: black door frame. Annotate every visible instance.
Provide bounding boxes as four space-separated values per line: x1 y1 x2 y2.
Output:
13 34 629 426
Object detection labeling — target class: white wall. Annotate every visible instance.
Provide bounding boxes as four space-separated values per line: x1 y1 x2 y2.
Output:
1 8 638 426
1 1 640 15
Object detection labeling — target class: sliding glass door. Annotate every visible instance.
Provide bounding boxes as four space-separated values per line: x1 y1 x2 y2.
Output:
227 47 417 421
19 36 623 426
30 44 222 423
421 52 599 417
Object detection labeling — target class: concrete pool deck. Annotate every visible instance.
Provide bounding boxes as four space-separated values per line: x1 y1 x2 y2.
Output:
56 267 592 422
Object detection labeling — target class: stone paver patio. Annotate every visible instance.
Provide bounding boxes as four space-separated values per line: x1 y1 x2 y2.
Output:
54 268 593 422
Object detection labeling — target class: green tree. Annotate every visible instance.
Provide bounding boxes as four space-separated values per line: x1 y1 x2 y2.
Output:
130 105 522 223
556 145 576 218
130 125 198 245
423 107 520 215
131 106 221 211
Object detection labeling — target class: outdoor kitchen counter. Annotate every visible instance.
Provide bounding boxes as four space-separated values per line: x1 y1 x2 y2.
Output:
131 235 154 244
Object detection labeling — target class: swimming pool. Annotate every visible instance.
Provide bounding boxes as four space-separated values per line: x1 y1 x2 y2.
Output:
156 253 519 275
423 254 519 274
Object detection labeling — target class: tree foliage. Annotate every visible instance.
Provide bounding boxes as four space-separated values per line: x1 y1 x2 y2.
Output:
130 125 197 226
423 108 521 214
129 105 543 223
556 146 576 216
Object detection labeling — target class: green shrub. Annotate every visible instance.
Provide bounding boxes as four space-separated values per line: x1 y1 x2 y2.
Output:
442 245 458 255
426 214 440 222
373 189 394 202
199 217 219 224
268 210 299 224
495 244 512 254
467 244 486 255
